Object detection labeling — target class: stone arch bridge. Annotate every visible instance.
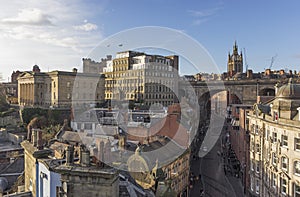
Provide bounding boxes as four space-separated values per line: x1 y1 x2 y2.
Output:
179 79 289 119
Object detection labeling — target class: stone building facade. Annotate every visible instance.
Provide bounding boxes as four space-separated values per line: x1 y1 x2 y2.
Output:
248 79 300 197
227 104 252 194
102 51 179 107
124 137 190 196
21 132 119 197
17 66 105 108
83 56 112 74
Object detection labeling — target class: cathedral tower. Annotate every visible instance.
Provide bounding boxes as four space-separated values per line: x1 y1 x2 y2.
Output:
227 41 243 77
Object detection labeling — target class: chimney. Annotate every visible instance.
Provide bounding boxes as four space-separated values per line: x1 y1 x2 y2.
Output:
247 69 253 79
72 68 78 73
27 125 32 142
65 145 74 166
32 129 37 146
80 148 90 167
98 141 105 162
275 83 279 95
37 130 43 150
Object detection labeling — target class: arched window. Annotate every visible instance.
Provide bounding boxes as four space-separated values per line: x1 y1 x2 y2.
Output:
295 161 300 176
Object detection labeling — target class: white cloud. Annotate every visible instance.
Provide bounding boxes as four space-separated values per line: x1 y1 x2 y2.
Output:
1 8 53 26
0 1 103 51
192 18 209 26
188 7 221 18
74 22 98 31
0 0 105 81
188 6 223 26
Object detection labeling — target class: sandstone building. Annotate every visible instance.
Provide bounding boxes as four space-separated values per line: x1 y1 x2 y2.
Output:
248 79 300 196
82 55 112 74
17 66 105 108
102 51 179 107
227 41 243 77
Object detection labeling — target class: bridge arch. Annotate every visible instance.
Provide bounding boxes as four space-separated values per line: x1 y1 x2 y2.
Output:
259 87 275 96
198 90 242 119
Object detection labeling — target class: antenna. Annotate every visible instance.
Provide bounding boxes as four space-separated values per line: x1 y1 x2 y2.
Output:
269 54 277 70
243 48 248 72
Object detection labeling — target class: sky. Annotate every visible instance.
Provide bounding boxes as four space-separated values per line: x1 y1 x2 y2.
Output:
1 0 300 81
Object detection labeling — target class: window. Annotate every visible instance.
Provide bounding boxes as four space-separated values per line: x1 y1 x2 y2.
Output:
282 135 288 147
294 161 300 175
265 128 269 140
295 138 300 151
281 178 287 195
295 184 300 197
256 180 260 194
256 162 260 173
29 178 33 191
272 153 278 165
67 82 71 88
255 125 259 134
84 123 92 130
251 160 254 171
281 156 288 171
265 171 269 184
250 177 254 191
272 173 277 188
273 132 277 143
251 140 255 152
256 144 260 153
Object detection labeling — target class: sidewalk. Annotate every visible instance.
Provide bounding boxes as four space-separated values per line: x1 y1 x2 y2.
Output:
222 131 245 196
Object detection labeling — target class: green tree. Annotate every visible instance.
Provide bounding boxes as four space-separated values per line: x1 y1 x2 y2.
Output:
0 73 9 112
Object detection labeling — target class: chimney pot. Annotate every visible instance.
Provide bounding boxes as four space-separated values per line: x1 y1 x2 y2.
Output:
65 145 74 166
32 129 37 146
37 130 43 150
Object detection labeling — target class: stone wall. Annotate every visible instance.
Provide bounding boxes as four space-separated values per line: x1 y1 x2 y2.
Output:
0 116 17 127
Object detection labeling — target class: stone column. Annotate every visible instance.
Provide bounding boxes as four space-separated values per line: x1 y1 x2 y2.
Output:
24 84 27 105
31 83 34 105
25 84 28 105
19 84 22 104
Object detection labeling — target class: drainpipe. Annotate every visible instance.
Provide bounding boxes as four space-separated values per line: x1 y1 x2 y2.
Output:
35 159 39 197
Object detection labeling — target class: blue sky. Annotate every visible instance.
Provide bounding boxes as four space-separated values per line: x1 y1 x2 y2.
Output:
1 0 300 81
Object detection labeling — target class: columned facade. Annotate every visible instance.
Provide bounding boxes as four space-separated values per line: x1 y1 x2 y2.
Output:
18 66 105 108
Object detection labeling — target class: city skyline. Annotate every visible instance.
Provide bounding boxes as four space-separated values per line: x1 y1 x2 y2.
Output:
1 0 300 81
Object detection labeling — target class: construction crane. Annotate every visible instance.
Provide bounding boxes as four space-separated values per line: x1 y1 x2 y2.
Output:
243 48 248 72
269 54 277 70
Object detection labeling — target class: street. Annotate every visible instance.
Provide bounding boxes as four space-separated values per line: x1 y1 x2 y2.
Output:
189 114 244 197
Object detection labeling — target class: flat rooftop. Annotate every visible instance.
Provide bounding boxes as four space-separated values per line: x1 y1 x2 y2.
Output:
0 140 22 153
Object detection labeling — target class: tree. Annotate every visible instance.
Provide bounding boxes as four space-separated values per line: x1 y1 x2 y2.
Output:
0 73 9 112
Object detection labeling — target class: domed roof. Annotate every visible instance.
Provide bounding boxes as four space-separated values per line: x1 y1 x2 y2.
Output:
276 78 300 99
0 177 8 192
